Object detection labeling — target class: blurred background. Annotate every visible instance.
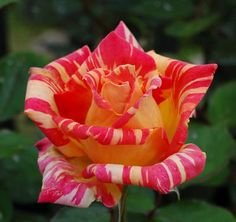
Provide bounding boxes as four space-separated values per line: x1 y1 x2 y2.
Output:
0 0 236 221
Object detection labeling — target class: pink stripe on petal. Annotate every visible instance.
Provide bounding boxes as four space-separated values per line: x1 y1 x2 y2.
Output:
39 128 69 146
45 46 91 81
29 74 62 94
37 138 121 208
83 143 206 194
169 63 217 148
83 69 112 110
114 21 143 51
112 75 162 128
54 116 151 145
25 98 56 115
80 32 156 77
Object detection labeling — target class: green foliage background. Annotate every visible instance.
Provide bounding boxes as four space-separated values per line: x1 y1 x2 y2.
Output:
0 0 236 221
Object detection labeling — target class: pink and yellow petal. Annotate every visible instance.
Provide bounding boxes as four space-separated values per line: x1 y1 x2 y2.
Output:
83 143 206 194
168 63 217 149
147 51 172 76
36 138 121 208
45 46 91 84
55 117 168 165
149 51 217 147
79 32 156 77
25 68 87 154
101 81 131 114
113 74 162 128
25 68 67 146
80 127 169 166
54 117 151 146
86 65 138 126
53 116 170 166
114 21 143 51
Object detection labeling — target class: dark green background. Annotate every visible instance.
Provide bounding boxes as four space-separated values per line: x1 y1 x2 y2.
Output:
0 0 236 221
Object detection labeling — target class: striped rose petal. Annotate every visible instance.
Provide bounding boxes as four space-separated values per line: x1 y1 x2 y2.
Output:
114 21 143 51
169 63 217 150
82 143 206 194
149 52 217 154
36 138 121 208
83 68 112 110
106 65 136 85
54 117 151 146
25 67 67 146
45 46 91 86
79 32 156 78
85 65 138 126
112 73 162 128
25 46 92 152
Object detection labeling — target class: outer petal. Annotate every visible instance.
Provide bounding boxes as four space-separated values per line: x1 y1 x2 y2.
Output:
45 46 91 85
54 117 169 166
25 67 67 146
114 21 143 51
36 138 121 208
83 143 206 194
149 51 217 152
79 32 156 78
54 117 151 146
25 46 92 156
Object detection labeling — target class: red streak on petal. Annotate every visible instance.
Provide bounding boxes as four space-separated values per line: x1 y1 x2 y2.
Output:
54 87 92 124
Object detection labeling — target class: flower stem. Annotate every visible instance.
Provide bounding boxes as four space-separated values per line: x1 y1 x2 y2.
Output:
118 186 128 222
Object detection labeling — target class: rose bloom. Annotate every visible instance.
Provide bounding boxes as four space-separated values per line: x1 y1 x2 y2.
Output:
25 21 217 208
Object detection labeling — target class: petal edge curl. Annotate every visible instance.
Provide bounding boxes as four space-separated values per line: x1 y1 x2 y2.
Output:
149 51 217 151
36 138 121 208
82 143 206 194
54 117 151 145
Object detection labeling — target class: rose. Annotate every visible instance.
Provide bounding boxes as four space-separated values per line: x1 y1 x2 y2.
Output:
25 21 217 208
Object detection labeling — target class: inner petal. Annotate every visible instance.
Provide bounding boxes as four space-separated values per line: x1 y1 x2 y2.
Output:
54 85 92 124
79 128 169 166
125 93 163 129
159 96 179 141
85 65 140 126
101 81 131 114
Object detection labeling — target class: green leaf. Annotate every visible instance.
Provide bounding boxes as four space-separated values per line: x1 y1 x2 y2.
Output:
132 0 194 20
127 186 154 214
0 148 41 203
229 184 236 205
0 130 35 158
0 52 48 121
0 186 13 222
51 205 110 222
155 200 236 222
211 39 236 66
0 0 18 8
204 166 229 186
127 212 147 222
186 124 235 186
12 211 47 222
176 45 204 64
165 15 219 38
208 81 236 128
